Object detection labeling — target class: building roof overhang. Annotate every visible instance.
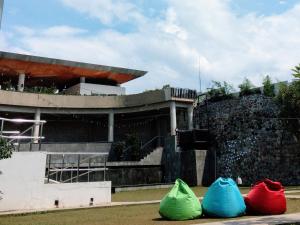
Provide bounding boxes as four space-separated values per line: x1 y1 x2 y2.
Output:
0 51 147 86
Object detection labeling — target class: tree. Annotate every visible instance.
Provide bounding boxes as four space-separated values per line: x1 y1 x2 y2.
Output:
0 138 13 160
262 75 275 97
207 81 235 101
238 78 260 96
0 138 13 201
292 64 300 79
276 64 300 136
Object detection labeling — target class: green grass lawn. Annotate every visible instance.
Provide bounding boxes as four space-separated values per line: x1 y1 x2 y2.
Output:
112 186 250 202
1 186 300 225
112 186 300 202
0 199 300 225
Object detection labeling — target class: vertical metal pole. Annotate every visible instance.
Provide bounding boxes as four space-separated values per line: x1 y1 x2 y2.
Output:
77 155 80 182
104 156 106 181
71 164 73 183
47 154 51 183
30 127 33 151
0 0 4 29
56 168 58 182
0 120 4 135
60 154 65 182
39 123 44 151
88 157 91 182
17 138 20 152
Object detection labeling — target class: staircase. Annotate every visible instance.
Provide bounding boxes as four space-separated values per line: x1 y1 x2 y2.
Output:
139 136 164 160
140 147 163 164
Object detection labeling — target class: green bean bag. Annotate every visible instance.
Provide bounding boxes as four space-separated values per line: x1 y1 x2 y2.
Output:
159 179 202 220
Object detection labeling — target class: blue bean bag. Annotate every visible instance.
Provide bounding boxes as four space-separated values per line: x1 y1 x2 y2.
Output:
202 177 246 218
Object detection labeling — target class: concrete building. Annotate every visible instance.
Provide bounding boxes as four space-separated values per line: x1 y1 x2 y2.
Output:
0 51 204 212
0 51 196 146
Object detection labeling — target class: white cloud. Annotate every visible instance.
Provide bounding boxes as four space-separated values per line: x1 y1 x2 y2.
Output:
1 0 300 94
60 0 145 26
41 26 87 37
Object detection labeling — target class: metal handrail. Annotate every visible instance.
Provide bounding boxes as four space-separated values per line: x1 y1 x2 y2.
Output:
46 152 108 183
47 153 106 177
2 135 45 140
48 154 103 177
140 136 164 150
140 136 164 160
0 117 46 124
47 152 109 155
0 116 46 151
1 131 20 134
7 125 35 144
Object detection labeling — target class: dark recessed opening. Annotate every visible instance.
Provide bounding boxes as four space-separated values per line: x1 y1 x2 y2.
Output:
90 198 94 206
54 200 59 207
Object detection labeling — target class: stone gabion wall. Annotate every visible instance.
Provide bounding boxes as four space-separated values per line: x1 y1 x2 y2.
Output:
194 94 300 185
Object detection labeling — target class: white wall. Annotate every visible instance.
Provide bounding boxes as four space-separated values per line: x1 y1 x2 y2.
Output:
64 83 126 96
80 83 125 96
0 152 111 212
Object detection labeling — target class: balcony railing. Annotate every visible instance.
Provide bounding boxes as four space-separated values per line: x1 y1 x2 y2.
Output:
170 87 197 99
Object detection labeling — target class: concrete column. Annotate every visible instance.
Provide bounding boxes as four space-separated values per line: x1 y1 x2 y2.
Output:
170 102 177 136
33 108 41 143
108 111 114 142
188 105 194 130
18 73 25 92
80 77 86 83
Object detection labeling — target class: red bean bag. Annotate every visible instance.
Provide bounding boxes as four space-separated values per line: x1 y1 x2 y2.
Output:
245 179 286 215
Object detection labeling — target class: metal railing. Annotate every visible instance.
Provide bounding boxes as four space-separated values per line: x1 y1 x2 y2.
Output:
140 136 165 160
170 87 197 99
0 117 46 151
45 152 109 183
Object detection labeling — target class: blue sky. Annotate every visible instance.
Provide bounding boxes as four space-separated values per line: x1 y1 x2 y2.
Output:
1 0 300 93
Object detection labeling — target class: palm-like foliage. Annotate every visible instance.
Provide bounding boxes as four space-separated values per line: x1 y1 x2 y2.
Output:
292 64 300 79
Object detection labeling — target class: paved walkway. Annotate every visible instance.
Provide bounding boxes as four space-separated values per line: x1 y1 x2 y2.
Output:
194 213 300 225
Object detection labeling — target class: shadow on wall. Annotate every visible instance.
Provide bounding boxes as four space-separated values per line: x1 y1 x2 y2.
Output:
161 135 212 186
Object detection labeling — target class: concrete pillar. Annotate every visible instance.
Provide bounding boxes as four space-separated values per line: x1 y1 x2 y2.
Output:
188 105 194 130
108 111 114 142
33 108 41 143
170 102 177 136
18 73 25 92
80 77 86 83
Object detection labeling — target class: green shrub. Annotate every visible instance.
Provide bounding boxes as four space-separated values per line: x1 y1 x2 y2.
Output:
112 142 125 161
292 64 300 79
0 138 13 160
125 134 141 161
238 78 260 96
276 64 300 136
263 75 275 97
24 86 58 94
207 81 234 102
1 80 15 91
